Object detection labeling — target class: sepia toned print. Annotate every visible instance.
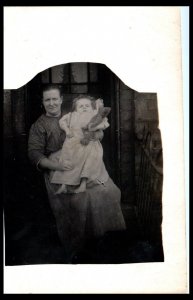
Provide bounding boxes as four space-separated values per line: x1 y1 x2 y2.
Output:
4 62 163 265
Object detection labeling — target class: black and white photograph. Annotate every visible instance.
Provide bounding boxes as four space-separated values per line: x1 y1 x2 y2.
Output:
4 62 164 265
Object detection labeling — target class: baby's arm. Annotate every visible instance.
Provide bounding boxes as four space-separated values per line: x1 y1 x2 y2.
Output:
59 114 73 138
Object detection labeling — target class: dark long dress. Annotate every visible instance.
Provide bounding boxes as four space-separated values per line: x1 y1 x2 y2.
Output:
28 114 126 254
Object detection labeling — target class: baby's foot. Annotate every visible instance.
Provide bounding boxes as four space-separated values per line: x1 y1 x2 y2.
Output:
73 185 86 194
55 184 67 194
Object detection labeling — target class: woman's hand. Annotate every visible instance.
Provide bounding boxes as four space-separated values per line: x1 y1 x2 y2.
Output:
39 157 73 171
56 160 73 171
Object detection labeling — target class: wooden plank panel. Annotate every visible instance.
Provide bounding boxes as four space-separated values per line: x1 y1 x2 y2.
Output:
12 88 26 135
89 63 98 82
71 63 88 83
4 90 12 137
41 68 50 83
51 65 69 83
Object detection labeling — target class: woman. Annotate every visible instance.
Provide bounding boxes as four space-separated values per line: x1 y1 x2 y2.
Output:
28 84 126 262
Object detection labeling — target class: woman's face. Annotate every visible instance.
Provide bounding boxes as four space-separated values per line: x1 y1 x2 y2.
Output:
42 89 63 116
76 98 93 113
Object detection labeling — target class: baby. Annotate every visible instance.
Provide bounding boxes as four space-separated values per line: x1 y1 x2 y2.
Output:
50 96 111 194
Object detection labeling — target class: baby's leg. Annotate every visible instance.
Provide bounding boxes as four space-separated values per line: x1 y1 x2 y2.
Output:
73 178 87 193
55 184 67 194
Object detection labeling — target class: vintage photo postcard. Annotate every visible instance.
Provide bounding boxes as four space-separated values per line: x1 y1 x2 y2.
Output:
3 6 188 294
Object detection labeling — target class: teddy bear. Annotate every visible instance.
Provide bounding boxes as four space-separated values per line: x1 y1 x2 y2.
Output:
80 100 111 146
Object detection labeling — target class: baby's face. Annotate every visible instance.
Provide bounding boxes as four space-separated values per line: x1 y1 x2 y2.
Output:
76 98 93 113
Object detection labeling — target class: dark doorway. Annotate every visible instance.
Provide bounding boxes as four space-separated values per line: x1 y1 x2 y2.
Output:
25 63 135 193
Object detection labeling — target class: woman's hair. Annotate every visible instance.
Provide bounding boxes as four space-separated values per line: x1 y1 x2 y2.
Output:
42 84 62 97
72 95 96 111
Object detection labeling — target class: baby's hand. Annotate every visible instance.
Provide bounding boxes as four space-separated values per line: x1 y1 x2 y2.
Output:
96 98 104 110
67 133 74 138
82 125 88 131
80 137 90 145
66 129 73 138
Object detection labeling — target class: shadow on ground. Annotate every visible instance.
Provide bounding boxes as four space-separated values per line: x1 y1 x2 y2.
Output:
5 207 164 265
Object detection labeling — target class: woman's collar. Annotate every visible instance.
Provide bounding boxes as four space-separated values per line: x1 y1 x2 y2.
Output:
46 112 61 118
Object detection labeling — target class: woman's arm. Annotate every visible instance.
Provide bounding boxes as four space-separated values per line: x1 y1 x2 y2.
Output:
28 121 72 171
